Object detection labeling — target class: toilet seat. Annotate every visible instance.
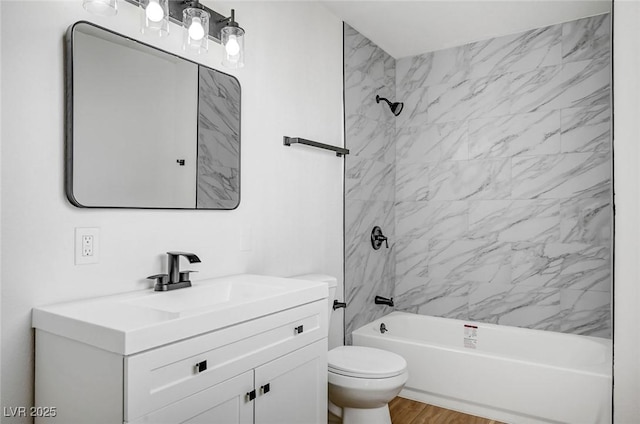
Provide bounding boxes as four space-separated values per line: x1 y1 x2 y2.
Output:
328 346 407 379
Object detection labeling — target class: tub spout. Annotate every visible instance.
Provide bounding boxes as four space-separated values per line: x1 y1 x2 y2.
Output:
380 323 387 333
333 300 347 310
375 295 394 307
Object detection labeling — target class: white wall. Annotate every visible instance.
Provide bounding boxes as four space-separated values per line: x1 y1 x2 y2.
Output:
0 1 344 420
0 0 3 410
613 1 640 421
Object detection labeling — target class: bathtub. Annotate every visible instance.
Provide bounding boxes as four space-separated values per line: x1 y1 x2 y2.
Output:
352 312 611 424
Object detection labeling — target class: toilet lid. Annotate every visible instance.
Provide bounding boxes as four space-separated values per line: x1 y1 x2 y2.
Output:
328 346 407 378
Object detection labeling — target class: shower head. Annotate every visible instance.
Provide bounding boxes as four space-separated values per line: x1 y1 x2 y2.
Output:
376 95 403 116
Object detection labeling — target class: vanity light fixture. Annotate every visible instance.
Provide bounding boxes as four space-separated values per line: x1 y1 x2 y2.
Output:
83 0 118 16
82 0 245 66
140 0 169 36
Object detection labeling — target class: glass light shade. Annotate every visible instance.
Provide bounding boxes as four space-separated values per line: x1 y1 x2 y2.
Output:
221 25 245 69
83 0 117 16
183 8 210 53
140 0 169 36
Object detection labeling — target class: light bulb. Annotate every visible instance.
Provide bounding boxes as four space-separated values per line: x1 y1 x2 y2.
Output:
225 35 241 56
83 0 117 16
145 0 164 22
188 17 205 41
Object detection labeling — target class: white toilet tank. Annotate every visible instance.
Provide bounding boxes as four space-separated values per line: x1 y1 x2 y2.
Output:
292 274 337 317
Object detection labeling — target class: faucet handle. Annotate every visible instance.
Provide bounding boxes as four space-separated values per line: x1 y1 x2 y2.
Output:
179 270 198 283
147 274 169 290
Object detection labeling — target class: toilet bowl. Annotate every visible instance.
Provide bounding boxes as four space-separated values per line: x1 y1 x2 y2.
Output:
293 274 408 424
328 345 408 424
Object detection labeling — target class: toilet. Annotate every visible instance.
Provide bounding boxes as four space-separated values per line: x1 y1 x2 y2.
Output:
294 274 408 424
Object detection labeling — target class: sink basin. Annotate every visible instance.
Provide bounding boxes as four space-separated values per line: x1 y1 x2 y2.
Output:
123 280 287 314
32 274 327 355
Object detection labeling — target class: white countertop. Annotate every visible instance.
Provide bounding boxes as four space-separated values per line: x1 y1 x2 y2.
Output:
32 274 327 355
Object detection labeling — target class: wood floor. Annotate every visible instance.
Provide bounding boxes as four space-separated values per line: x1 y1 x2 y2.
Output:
389 397 504 424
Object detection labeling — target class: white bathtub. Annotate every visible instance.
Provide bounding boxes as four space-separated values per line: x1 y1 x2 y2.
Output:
352 311 611 424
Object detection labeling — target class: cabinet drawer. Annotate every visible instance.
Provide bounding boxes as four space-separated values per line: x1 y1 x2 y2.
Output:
127 371 253 424
125 300 326 422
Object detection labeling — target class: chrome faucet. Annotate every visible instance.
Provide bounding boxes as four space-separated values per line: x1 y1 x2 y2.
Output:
147 251 201 291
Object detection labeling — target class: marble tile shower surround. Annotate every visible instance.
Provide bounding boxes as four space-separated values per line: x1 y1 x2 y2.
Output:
344 24 397 342
344 14 612 341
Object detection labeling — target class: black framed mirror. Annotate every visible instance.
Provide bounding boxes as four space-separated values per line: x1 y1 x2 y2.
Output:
66 21 241 209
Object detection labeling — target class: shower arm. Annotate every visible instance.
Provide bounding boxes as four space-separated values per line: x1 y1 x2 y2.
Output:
376 95 393 108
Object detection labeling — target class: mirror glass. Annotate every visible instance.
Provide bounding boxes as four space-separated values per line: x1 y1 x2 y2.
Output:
66 21 241 209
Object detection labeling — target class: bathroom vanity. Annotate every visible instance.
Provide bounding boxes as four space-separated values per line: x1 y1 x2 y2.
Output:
32 275 328 424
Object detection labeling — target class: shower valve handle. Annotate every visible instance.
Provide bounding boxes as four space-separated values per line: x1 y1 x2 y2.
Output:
371 226 389 250
376 235 388 248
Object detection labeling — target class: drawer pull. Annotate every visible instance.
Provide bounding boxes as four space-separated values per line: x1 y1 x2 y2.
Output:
294 325 304 335
195 360 207 373
261 383 271 394
246 389 256 401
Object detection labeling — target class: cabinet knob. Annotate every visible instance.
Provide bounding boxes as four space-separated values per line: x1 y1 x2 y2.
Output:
195 360 207 373
246 389 256 401
261 383 271 394
294 325 304 335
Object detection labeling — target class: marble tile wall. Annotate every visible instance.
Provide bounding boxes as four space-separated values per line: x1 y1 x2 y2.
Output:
344 23 397 343
394 14 612 337
344 14 611 340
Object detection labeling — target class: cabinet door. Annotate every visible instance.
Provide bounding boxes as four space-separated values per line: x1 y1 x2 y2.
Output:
254 339 327 424
129 371 253 424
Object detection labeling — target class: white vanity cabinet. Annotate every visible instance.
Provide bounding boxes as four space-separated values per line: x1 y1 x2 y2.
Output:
130 340 326 424
33 276 328 424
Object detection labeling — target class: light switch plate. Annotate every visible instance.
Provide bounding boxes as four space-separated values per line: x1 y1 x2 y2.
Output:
75 227 100 265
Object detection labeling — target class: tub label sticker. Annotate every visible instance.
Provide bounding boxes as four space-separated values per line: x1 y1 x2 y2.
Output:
464 324 478 349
